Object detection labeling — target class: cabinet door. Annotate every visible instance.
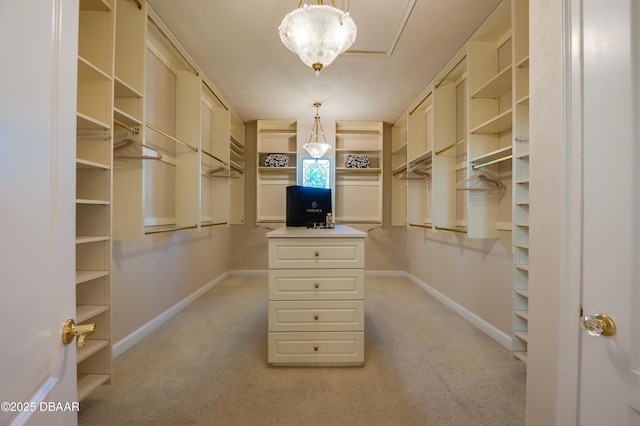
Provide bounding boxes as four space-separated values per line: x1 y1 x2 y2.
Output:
268 332 364 365
269 300 364 332
268 238 365 269
269 268 364 300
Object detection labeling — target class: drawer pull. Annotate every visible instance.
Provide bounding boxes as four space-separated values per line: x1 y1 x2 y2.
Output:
313 345 318 351
314 314 319 320
314 283 319 289
314 251 319 257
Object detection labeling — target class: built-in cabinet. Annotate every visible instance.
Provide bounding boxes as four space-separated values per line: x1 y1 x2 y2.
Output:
76 0 246 401
391 0 530 362
256 119 383 225
256 120 298 224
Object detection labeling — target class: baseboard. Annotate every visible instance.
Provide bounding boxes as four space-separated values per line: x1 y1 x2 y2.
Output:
405 272 512 350
229 269 267 276
112 271 230 359
365 270 406 277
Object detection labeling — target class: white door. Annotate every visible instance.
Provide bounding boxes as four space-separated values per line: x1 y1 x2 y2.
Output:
578 0 640 423
0 1 79 425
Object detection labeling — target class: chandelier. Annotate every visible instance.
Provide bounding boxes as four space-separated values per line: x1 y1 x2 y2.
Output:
303 103 332 158
279 1 357 77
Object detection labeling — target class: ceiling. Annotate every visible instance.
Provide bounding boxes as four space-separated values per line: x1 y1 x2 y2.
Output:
146 0 502 124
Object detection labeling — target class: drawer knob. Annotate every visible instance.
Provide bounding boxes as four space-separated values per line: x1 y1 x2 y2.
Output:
314 283 319 289
313 345 318 351
314 314 319 320
315 251 319 257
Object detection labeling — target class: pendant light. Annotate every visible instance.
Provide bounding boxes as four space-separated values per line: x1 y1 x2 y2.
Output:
303 103 332 158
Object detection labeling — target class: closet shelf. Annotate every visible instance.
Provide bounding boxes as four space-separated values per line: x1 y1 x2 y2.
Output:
515 243 529 249
515 264 529 272
78 56 112 81
114 76 142 98
76 235 110 244
515 310 529 321
76 305 109 323
408 150 433 166
77 113 110 131
114 108 142 127
76 270 110 285
76 198 111 205
392 141 407 155
470 146 512 166
515 289 529 298
79 0 112 11
470 109 513 134
77 374 110 402
336 167 381 174
516 56 530 68
77 159 110 170
471 64 513 98
77 339 109 364
514 331 528 342
513 351 528 364
516 95 530 106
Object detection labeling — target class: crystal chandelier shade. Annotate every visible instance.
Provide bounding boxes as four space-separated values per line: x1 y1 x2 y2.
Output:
303 103 332 158
279 2 357 76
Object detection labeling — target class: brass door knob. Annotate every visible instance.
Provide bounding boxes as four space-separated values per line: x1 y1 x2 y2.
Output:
580 313 616 337
62 319 96 347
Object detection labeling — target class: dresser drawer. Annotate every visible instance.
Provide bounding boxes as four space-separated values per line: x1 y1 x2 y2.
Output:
268 269 364 300
268 238 364 269
268 331 364 365
269 300 364 332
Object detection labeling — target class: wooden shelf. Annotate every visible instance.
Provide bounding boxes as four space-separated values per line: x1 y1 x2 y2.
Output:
471 64 513 98
77 339 110 363
76 270 110 285
513 351 528 363
77 159 110 170
336 167 382 174
77 374 110 402
76 305 109 323
514 331 528 342
76 235 110 244
76 198 111 205
470 109 513 134
470 146 512 165
515 289 529 298
515 310 529 321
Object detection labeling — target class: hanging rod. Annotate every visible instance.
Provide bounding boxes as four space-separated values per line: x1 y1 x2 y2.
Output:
230 163 244 174
472 155 512 170
434 55 467 89
409 223 432 229
201 222 228 228
114 119 140 135
201 149 228 166
202 80 229 111
409 93 432 115
435 138 467 156
434 225 467 234
147 16 199 76
145 123 198 152
145 224 198 235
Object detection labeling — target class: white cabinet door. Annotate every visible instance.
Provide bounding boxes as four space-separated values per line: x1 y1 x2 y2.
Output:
0 1 78 424
578 0 640 422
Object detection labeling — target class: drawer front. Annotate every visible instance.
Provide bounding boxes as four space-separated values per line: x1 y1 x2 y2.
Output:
269 269 364 300
268 331 364 365
268 238 364 269
269 300 364 332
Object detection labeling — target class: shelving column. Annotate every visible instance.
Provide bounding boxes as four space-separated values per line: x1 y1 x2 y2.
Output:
256 120 298 224
511 0 530 363
466 0 513 238
334 121 384 225
229 109 246 225
391 112 408 227
75 0 115 401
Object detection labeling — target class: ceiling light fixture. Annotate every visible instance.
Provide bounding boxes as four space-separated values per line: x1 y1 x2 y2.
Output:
279 0 357 77
303 103 332 158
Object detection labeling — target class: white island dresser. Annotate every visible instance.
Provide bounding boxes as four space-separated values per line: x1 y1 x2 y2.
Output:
266 225 367 366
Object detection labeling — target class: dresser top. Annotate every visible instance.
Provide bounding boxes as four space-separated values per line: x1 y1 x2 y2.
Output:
266 225 367 239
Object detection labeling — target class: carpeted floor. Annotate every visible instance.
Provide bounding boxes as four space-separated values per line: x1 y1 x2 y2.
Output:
78 275 526 426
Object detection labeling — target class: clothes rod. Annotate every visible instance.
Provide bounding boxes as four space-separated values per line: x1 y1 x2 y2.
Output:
145 123 198 152
145 224 198 235
114 119 140 135
435 138 467 156
230 164 244 174
201 222 228 228
434 225 467 234
409 93 432 115
471 155 512 170
147 16 199 76
409 223 433 229
202 80 229 111
434 55 466 89
201 149 228 166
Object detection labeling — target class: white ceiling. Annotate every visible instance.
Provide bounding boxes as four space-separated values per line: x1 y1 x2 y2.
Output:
146 0 502 124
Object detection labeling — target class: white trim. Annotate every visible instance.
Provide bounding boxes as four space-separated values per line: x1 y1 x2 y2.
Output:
112 272 230 359
229 269 268 276
365 270 406 277
406 272 512 350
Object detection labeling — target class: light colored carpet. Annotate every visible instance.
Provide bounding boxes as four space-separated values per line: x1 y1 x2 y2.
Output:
78 275 526 425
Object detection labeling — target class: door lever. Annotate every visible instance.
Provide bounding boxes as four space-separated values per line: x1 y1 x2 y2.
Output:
62 319 96 347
